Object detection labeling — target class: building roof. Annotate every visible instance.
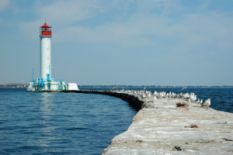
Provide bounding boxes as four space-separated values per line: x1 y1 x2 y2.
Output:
41 22 51 28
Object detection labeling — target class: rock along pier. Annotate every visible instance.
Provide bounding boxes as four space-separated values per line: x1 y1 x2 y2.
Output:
64 90 233 155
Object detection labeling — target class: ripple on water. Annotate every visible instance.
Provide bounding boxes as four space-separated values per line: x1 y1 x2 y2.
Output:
0 89 136 155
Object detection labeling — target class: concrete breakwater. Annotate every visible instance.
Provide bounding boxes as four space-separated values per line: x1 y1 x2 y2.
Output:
102 90 233 155
63 90 144 111
64 90 233 155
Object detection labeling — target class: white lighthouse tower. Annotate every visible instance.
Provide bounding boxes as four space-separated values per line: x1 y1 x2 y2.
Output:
40 22 52 81
27 22 79 92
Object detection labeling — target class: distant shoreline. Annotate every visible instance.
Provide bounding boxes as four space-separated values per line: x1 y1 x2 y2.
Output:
0 83 27 88
0 84 233 89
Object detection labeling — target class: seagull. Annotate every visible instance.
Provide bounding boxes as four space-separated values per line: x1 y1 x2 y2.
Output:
202 98 211 108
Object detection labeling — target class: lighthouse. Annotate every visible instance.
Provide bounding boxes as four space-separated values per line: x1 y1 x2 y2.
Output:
27 22 79 92
40 22 52 81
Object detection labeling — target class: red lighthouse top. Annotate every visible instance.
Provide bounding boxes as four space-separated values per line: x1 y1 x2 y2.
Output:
40 22 52 38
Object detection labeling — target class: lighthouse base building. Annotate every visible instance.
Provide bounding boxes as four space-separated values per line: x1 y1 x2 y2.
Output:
27 22 79 92
27 81 79 92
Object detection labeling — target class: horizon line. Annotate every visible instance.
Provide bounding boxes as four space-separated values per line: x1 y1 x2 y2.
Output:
1 83 233 88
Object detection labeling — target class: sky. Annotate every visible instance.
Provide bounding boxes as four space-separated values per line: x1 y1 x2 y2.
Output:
0 0 233 86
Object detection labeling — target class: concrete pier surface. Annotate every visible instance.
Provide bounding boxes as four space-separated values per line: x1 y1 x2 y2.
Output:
101 90 233 155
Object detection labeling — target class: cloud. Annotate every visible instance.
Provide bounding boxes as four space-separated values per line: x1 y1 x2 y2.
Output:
34 0 181 25
0 0 10 11
21 0 233 53
53 11 233 54
35 0 122 26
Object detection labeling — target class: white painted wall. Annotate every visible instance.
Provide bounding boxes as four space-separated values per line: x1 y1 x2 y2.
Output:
40 37 51 80
67 83 79 90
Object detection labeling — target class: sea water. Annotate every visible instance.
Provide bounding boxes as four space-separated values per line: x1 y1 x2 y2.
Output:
0 89 135 155
0 87 233 154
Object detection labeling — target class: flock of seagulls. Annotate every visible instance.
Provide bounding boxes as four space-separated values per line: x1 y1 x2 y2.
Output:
114 90 211 108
